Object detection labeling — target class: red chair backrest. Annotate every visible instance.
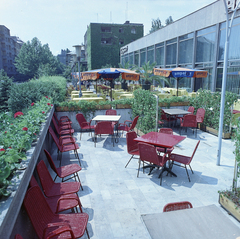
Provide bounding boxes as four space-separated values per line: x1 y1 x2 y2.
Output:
15 234 24 239
160 110 168 121
44 149 58 174
182 114 197 128
196 108 205 123
76 113 87 128
163 201 193 212
188 106 195 114
129 116 139 131
37 160 55 196
29 175 39 188
138 142 167 167
48 126 61 150
105 109 117 115
126 131 138 154
190 140 200 163
95 121 114 135
159 128 173 134
23 186 54 239
52 116 60 134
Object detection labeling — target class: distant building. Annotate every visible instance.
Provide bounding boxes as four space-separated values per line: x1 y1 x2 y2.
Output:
0 25 24 78
84 21 143 70
57 49 71 65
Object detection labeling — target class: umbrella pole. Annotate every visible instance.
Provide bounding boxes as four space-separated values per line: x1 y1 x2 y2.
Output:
96 80 97 94
177 78 179 96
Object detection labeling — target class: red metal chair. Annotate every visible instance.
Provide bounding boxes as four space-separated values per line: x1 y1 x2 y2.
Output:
157 128 174 156
196 108 205 124
118 115 139 136
14 234 23 239
106 109 118 128
52 116 74 136
125 131 140 168
44 149 82 183
179 114 197 137
37 160 83 197
177 106 195 121
30 175 82 213
138 142 168 185
163 201 193 212
53 112 72 125
76 113 95 140
48 126 81 166
94 121 115 147
24 186 89 239
160 109 176 127
169 140 200 182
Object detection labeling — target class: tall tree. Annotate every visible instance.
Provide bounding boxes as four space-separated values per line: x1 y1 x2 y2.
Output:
0 70 12 112
149 18 163 34
165 16 173 26
14 37 62 79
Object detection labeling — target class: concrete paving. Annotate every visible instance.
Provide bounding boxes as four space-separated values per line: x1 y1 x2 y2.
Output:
49 127 240 239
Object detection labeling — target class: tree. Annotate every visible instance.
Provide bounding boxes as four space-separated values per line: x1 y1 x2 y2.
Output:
14 37 62 79
165 16 173 26
0 70 12 112
149 18 163 34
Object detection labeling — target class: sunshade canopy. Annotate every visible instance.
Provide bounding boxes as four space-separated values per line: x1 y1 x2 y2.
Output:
81 68 140 81
153 67 208 78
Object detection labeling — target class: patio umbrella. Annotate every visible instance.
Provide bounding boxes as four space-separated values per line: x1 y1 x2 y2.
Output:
81 68 140 100
153 67 208 96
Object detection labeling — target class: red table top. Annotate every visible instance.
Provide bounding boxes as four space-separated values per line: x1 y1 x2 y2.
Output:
134 131 186 148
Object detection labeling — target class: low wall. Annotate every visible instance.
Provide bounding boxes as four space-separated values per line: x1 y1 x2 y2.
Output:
0 107 54 239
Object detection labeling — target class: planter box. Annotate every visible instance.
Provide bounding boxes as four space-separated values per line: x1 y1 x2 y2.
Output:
96 104 111 110
199 125 231 139
116 104 131 109
158 101 189 107
219 194 240 221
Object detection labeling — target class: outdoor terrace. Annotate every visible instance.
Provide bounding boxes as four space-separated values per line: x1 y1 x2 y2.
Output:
48 125 239 238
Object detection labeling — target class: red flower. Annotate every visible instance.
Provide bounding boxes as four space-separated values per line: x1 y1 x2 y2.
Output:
45 96 48 99
0 148 5 152
51 104 53 107
22 127 28 131
8 147 12 149
4 131 7 133
47 103 50 106
42 111 45 114
34 133 37 135
14 112 24 118
31 102 34 106
49 98 51 99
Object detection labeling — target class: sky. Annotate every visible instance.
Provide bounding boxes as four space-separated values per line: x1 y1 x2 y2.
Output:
0 0 216 56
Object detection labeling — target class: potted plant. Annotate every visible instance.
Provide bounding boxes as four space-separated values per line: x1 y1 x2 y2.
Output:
135 61 169 91
219 119 240 221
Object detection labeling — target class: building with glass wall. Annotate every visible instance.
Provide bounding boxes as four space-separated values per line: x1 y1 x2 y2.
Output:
120 1 240 93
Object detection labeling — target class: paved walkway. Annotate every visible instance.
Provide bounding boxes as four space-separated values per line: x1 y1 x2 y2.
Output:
50 127 239 239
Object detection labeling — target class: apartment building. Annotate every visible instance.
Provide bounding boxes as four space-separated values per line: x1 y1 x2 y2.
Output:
0 25 24 78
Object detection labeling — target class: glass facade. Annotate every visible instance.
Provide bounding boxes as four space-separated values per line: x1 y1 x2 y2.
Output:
120 12 240 93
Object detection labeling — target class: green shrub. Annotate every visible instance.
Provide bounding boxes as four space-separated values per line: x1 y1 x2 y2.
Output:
8 76 66 112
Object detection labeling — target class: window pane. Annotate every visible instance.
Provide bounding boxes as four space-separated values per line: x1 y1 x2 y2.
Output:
147 46 154 64
140 48 146 66
179 38 193 64
134 51 139 66
156 46 164 66
129 53 134 65
166 43 177 65
196 32 215 63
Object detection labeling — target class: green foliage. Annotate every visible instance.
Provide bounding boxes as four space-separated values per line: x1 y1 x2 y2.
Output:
8 76 66 112
189 89 238 132
132 89 157 133
136 61 169 87
0 70 12 112
14 37 63 79
0 96 53 197
149 16 174 33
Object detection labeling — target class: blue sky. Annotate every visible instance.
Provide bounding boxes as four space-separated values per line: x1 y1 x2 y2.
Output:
0 0 216 55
